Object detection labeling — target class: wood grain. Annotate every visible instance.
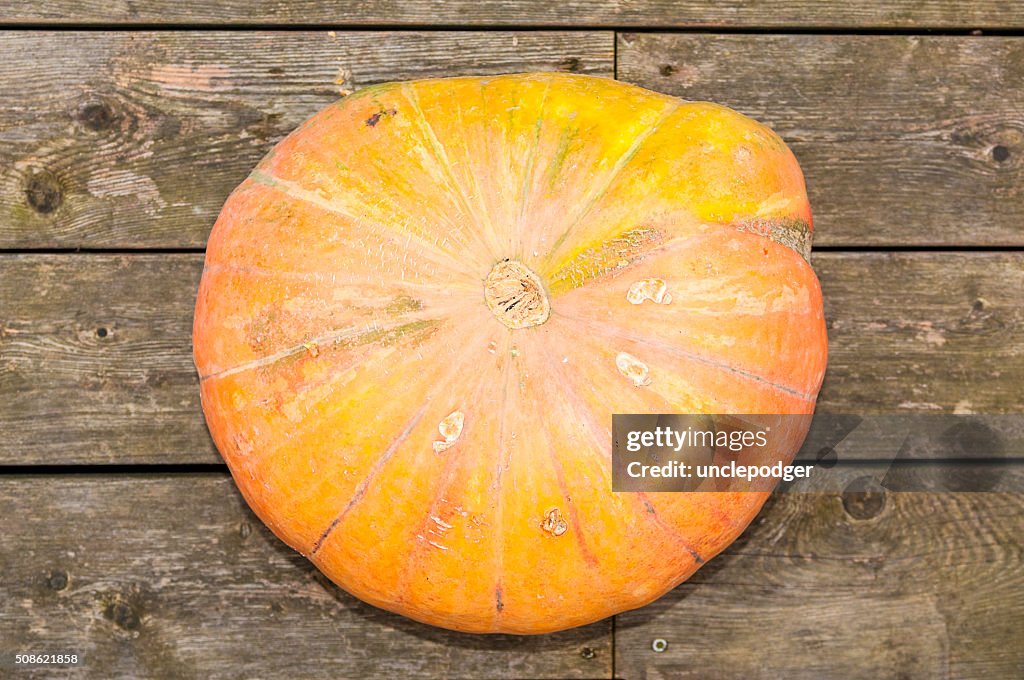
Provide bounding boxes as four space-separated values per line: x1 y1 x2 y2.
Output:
3 35 1023 249
0 255 204 463
615 470 1024 680
1 0 1021 28
2 252 1021 465
0 30 612 248
1 473 1019 679
618 34 1024 246
0 474 612 679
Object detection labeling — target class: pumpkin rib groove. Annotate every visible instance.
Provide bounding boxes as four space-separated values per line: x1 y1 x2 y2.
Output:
544 224 812 302
309 402 430 556
538 331 744 574
255 85 500 273
199 260 475 293
528 333 661 518
542 97 684 271
489 330 516 628
529 331 714 612
452 84 505 263
198 313 450 383
475 77 514 258
271 315 492 557
553 312 818 402
513 76 553 260
248 170 477 281
635 491 706 566
531 336 603 570
388 355 504 612
525 322 765 536
304 318 496 563
398 83 501 264
304 318 492 548
225 313 488 498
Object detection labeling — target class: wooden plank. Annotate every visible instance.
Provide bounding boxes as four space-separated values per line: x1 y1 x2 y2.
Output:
3 35 1022 250
1 1 1022 28
2 474 1019 679
0 255 205 463
814 252 1024 415
615 469 1024 679
2 252 1021 465
618 35 1024 247
0 474 612 679
0 31 613 248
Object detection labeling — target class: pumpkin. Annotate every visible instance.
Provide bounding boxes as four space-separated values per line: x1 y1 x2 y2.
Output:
193 72 827 634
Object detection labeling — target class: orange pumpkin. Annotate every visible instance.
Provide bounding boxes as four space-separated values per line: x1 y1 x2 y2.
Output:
193 73 827 634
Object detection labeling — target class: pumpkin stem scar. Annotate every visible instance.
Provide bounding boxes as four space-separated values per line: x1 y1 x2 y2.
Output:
484 259 550 329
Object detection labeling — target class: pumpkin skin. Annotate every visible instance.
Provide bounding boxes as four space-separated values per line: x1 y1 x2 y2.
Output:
193 73 827 634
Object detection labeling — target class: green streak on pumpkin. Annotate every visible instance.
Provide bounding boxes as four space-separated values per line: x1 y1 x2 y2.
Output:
546 227 666 295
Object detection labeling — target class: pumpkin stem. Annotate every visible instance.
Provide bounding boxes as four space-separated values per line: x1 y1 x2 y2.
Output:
484 260 550 329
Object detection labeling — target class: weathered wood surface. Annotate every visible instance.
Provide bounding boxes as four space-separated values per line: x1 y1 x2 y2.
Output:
1 0 1022 28
0 475 612 679
0 30 612 248
619 35 1024 247
1 474 1020 679
2 253 1021 465
3 35 1024 249
1 255 205 463
615 471 1024 679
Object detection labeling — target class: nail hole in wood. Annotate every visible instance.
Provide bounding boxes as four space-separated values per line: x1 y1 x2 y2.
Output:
842 476 886 520
47 569 69 591
104 601 141 630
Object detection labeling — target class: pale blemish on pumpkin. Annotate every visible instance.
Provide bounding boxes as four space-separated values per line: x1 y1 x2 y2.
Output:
627 278 673 305
755 190 794 217
417 533 450 551
541 508 568 537
433 410 465 453
431 515 453 531
616 352 651 386
231 432 254 458
245 306 279 352
282 400 303 423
